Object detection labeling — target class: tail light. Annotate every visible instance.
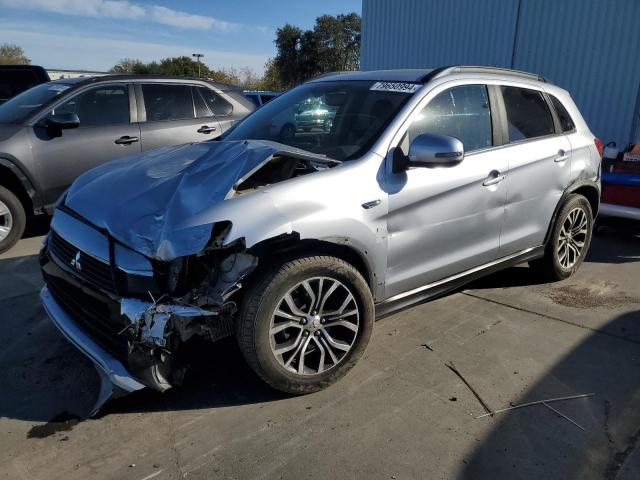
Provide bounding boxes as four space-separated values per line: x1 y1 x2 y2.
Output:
594 137 603 158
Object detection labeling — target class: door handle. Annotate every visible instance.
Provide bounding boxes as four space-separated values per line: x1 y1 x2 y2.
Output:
197 125 217 134
114 135 139 145
554 149 569 163
482 170 506 187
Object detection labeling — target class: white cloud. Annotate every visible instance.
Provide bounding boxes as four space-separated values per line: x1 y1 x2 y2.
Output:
149 6 237 32
0 27 269 73
0 0 240 32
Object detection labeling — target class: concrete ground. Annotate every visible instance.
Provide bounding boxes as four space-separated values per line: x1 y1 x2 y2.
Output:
1 224 639 479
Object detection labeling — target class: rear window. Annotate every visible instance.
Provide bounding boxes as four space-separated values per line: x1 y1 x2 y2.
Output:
501 86 555 141
550 95 575 132
142 84 194 121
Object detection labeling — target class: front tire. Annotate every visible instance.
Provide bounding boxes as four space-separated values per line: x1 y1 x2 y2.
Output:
236 255 374 394
0 186 26 254
529 194 593 281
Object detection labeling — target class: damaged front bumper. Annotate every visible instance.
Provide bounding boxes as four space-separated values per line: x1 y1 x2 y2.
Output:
41 286 145 415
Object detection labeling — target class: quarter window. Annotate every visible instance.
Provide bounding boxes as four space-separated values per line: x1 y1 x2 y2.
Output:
199 87 233 116
550 95 575 132
501 86 555 141
142 84 194 121
409 85 492 152
193 87 211 118
53 85 129 127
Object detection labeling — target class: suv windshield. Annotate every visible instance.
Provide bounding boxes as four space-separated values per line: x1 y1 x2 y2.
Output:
0 82 73 124
224 80 416 161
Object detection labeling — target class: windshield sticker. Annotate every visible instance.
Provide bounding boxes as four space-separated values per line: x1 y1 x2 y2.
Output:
370 82 420 93
48 84 71 92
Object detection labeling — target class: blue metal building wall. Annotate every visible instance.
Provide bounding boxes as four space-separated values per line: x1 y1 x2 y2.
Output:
362 0 640 147
362 0 520 69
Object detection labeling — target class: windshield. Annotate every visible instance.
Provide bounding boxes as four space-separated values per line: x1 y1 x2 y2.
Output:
224 80 416 161
0 82 73 124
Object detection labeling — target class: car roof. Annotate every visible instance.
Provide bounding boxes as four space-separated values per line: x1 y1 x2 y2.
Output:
311 66 550 85
53 74 240 92
311 69 435 83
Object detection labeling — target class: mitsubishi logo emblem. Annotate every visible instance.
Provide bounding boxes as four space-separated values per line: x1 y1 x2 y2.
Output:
70 251 82 272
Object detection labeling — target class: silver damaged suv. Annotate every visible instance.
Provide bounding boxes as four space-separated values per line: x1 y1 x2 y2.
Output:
40 67 601 412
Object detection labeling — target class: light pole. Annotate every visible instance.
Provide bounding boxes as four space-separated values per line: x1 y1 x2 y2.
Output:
192 53 204 77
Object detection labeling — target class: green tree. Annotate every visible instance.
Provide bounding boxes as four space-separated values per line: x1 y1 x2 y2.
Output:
0 44 30 65
259 58 284 91
273 12 361 88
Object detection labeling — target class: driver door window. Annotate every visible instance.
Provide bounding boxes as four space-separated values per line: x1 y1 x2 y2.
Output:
53 85 130 127
408 85 492 152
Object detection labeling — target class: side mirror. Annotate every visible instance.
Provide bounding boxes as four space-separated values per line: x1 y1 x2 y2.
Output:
394 133 464 172
44 113 80 137
47 113 80 130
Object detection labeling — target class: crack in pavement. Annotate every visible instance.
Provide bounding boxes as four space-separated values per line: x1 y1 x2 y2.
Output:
604 423 640 479
163 403 185 480
461 292 640 345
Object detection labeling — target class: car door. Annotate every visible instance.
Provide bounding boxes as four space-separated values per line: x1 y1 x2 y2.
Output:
384 83 508 298
137 83 222 151
29 83 140 206
496 85 572 256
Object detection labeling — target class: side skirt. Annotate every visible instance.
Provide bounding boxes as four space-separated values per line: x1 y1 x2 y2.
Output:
374 245 545 320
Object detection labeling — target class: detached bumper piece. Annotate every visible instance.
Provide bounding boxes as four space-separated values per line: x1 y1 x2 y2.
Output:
41 286 144 416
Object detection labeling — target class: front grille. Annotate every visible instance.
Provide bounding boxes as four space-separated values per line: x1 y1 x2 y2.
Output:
46 271 129 361
49 230 117 294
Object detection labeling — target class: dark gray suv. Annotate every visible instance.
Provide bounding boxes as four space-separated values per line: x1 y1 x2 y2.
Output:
0 75 254 252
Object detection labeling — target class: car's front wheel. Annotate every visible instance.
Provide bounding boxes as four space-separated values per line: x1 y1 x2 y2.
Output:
0 186 26 254
236 255 374 394
529 193 593 280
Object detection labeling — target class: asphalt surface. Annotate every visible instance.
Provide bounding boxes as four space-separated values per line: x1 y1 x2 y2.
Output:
1 223 639 479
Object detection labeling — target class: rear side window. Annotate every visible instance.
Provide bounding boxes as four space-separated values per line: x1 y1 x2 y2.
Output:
142 84 194 121
192 87 211 118
501 86 555 141
550 95 575 132
200 88 233 116
53 85 129 127
409 84 492 152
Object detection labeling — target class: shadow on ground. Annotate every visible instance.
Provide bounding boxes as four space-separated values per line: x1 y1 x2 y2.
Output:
457 310 640 479
23 215 50 239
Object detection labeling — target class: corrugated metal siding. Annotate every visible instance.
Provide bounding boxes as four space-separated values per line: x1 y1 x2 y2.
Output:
512 0 640 148
362 0 640 147
361 0 520 70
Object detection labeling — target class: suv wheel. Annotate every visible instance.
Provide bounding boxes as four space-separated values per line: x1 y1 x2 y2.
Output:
236 255 374 394
0 186 26 254
529 194 593 281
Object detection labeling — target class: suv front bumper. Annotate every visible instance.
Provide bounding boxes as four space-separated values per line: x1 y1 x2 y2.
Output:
40 286 144 415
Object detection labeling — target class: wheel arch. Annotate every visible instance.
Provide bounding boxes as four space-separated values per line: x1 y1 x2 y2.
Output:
0 160 37 216
543 180 600 246
248 233 376 296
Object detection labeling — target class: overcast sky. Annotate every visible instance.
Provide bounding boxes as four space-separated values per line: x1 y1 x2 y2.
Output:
0 0 361 73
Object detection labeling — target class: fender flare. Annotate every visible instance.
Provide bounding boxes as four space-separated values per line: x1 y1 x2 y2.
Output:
543 179 600 247
0 157 41 213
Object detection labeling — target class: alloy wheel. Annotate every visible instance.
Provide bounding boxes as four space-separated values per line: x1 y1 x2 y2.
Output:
0 200 13 242
269 276 360 375
557 207 588 269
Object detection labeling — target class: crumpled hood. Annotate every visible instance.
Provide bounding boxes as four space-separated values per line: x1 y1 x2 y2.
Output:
65 140 288 260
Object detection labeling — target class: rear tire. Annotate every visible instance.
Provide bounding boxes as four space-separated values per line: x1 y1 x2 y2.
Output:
236 255 374 394
529 194 593 281
0 186 26 254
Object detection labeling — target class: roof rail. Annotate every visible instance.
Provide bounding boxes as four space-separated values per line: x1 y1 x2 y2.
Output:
431 66 551 84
